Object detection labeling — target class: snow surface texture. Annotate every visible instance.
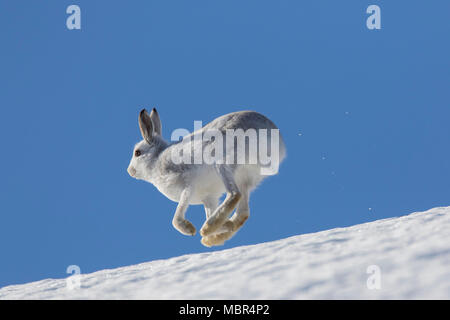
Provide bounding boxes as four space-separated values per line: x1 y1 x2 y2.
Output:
1 206 449 299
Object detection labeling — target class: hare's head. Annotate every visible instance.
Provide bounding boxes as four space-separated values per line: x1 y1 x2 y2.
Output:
127 108 166 181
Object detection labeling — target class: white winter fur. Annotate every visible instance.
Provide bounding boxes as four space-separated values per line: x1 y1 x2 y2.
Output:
127 109 286 247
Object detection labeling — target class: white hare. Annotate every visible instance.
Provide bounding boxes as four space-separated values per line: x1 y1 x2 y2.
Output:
127 108 286 247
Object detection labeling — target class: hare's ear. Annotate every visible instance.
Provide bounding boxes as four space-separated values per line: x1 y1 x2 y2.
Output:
150 108 162 136
138 109 153 144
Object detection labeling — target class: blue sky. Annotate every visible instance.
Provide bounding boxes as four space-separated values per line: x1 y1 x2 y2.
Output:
0 1 449 288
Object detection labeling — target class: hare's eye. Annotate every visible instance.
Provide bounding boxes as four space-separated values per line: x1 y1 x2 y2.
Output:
134 150 141 157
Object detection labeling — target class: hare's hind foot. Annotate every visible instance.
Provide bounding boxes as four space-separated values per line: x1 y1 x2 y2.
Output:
201 165 242 237
200 192 241 236
214 220 234 234
200 220 236 247
200 187 250 247
201 231 234 247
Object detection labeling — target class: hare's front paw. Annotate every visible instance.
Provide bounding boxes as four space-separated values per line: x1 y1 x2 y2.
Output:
172 218 196 236
199 221 213 237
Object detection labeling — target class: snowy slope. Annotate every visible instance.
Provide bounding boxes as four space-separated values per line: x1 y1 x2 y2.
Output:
1 206 449 299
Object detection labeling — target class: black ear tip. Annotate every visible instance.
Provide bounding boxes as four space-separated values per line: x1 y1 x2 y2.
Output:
140 108 147 115
152 107 157 113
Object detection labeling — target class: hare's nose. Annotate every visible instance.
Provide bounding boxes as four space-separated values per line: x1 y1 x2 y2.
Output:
127 166 136 177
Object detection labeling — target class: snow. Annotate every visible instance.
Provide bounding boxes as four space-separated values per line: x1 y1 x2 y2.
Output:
1 206 449 299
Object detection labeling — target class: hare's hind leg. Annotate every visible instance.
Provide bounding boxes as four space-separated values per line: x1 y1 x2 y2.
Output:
201 188 249 247
201 195 235 247
202 196 235 234
200 165 241 237
229 187 250 233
